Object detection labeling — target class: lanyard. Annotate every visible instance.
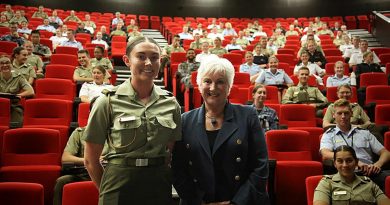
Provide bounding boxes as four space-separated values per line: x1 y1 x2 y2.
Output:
338 131 354 147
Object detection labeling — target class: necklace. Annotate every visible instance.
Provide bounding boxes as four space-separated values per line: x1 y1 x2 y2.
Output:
205 113 218 127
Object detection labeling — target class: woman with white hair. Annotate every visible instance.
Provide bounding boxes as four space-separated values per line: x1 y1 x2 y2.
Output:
172 56 270 205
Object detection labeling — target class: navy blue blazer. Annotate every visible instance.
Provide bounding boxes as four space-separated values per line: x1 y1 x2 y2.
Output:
172 103 270 205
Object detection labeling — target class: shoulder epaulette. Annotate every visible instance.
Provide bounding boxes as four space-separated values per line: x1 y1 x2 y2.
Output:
101 88 116 96
325 127 336 133
323 175 333 179
351 103 358 107
76 127 85 132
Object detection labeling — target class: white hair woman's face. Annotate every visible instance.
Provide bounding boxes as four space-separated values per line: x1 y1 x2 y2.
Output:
199 71 229 108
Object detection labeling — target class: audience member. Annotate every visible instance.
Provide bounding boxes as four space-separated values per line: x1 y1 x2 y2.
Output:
31 30 52 61
90 46 113 71
305 40 327 67
285 24 299 37
23 41 44 78
111 12 123 26
207 18 219 29
239 51 262 83
11 47 36 85
60 29 83 50
74 50 96 83
294 51 325 85
195 42 215 63
8 10 27 25
192 23 203 36
252 37 274 67
48 10 63 28
253 25 267 38
339 35 353 54
99 26 110 45
16 21 31 39
91 32 109 50
63 10 81 23
36 18 56 33
83 14 96 34
1 4 14 20
50 29 67 49
209 37 227 57
331 21 341 32
79 65 114 103
61 25 68 37
189 33 202 49
252 85 279 131
176 49 200 89
225 37 243 52
332 31 344 47
221 22 237 36
207 26 224 40
75 22 92 35
126 19 137 32
317 23 334 38
352 51 383 87
0 55 34 124
342 36 360 59
301 28 321 45
0 15 9 27
349 40 380 67
178 26 194 40
110 22 126 38
0 23 25 46
235 30 249 49
32 5 48 19
326 61 350 87
160 35 185 77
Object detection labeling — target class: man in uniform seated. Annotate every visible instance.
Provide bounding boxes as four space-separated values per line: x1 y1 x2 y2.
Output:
159 35 185 78
320 99 390 190
30 30 52 62
282 67 328 110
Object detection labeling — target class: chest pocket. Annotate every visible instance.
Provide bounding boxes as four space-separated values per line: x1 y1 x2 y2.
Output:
332 192 351 205
156 115 176 132
354 140 369 149
109 117 143 151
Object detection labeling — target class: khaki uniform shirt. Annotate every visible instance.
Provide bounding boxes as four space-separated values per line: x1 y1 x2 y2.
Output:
0 22 9 27
199 37 213 46
209 47 227 56
314 173 386 205
64 16 81 22
323 103 370 125
254 48 274 57
83 21 96 29
9 17 27 25
190 41 202 49
0 72 34 104
110 30 126 37
65 127 108 158
74 65 111 80
84 79 182 159
1 11 14 20
90 58 113 70
333 38 345 47
32 11 48 19
26 54 43 72
236 38 249 47
33 43 52 56
282 83 328 105
164 45 185 57
12 62 36 81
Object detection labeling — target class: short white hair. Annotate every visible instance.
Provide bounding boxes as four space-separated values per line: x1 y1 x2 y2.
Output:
196 55 235 92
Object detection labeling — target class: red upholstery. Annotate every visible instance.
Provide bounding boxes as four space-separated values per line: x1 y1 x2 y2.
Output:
289 127 324 161
0 182 44 205
78 102 90 127
51 54 79 66
386 176 390 198
223 53 243 71
279 104 316 127
62 181 99 205
39 38 53 52
35 78 76 101
326 86 358 103
325 56 344 63
379 53 390 65
247 85 279 104
45 64 76 80
323 49 342 57
371 48 390 57
360 73 388 88
0 128 61 205
375 105 390 127
276 54 297 67
305 175 323 205
75 33 92 42
0 98 10 126
275 161 323 205
111 35 127 42
111 42 126 58
233 72 251 88
266 130 312 161
23 99 73 149
0 41 18 55
277 49 295 56
170 52 187 64
55 46 79 56
384 132 390 151
366 85 390 105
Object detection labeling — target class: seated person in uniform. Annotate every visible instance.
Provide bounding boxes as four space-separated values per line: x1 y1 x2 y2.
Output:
239 51 262 83
224 37 243 52
91 32 109 50
282 67 328 110
53 103 108 205
79 65 114 103
314 145 390 205
295 51 326 85
0 55 34 123
75 22 92 35
252 85 279 132
316 23 334 38
176 49 200 89
195 42 216 63
349 40 380 67
326 61 350 87
36 18 56 33
178 26 194 40
12 47 36 85
0 22 25 46
235 30 250 50
0 15 9 27
73 49 110 83
189 33 202 49
320 99 390 190
127 26 143 42
252 37 274 68
209 37 227 57
303 40 327 68
31 30 52 62
63 10 81 23
110 22 127 38
23 41 44 78
60 29 83 50
90 46 113 71
159 35 185 77
351 51 383 87
17 21 32 39
285 24 299 37
32 6 48 19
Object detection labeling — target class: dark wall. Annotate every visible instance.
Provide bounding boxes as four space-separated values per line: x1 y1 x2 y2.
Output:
4 0 390 18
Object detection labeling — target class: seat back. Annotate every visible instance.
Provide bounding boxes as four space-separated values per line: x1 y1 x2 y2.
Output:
0 41 18 55
0 182 44 205
50 54 79 66
45 64 76 80
35 79 76 101
55 46 79 56
1 128 61 166
366 85 390 105
23 99 73 126
326 86 358 103
78 103 90 127
0 98 10 126
233 72 251 88
360 73 388 88
279 104 316 127
266 130 312 161
170 52 187 64
306 175 323 205
379 53 390 65
375 104 390 127
62 181 99 205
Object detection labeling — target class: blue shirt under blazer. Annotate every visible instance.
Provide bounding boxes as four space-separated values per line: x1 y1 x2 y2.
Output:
172 103 270 205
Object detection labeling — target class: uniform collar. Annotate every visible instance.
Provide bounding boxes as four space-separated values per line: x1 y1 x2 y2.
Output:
266 68 280 75
116 79 168 98
12 61 28 69
332 173 368 187
334 125 358 137
297 83 308 88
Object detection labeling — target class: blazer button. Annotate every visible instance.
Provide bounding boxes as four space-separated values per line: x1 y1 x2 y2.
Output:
193 178 197 183
186 144 190 149
236 139 242 145
236 157 241 162
189 161 192 166
235 175 240 181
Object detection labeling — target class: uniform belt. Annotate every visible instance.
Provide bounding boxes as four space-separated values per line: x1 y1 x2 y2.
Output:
108 157 165 167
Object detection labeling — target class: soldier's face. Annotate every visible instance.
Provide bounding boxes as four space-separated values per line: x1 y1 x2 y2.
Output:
92 68 104 84
78 53 90 67
0 58 12 74
123 41 160 82
16 49 28 64
298 70 309 84
333 106 352 128
31 34 40 44
253 87 267 105
186 50 196 61
334 63 344 76
337 87 352 100
334 150 357 178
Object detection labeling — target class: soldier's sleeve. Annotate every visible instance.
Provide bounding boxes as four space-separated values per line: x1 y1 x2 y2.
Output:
79 83 89 97
366 130 384 155
320 130 335 151
356 105 370 123
313 177 331 204
64 129 82 155
282 87 294 104
255 71 265 84
18 76 34 94
84 95 111 145
316 88 328 103
29 67 37 79
172 99 182 141
323 105 334 123
106 59 113 70
371 181 386 201
37 57 43 71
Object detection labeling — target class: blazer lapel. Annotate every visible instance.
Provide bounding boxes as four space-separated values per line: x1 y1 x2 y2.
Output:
212 103 238 156
195 106 213 161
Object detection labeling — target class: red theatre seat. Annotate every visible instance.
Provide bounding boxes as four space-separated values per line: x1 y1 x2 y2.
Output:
279 104 316 128
35 78 76 101
55 46 79 56
62 181 99 205
50 54 79 66
0 182 44 205
45 64 76 81
306 175 323 205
